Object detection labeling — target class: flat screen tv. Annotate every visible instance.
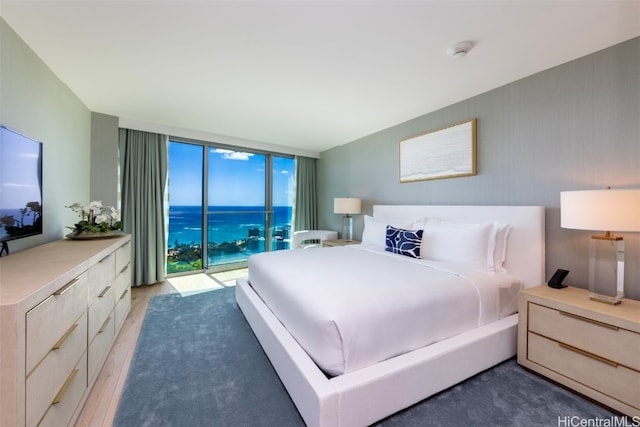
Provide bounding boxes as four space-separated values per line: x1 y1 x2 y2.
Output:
0 125 43 246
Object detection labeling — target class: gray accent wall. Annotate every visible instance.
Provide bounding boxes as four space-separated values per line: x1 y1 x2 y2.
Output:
319 37 640 299
1 18 91 253
90 112 119 207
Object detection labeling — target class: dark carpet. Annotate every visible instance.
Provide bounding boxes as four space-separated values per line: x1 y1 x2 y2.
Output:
115 286 617 427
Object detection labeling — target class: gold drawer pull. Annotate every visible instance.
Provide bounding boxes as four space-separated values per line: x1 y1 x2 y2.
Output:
99 254 111 263
53 277 80 296
98 316 112 334
52 323 78 350
560 311 619 331
98 285 112 298
559 342 619 367
119 289 129 300
119 264 130 275
52 369 78 404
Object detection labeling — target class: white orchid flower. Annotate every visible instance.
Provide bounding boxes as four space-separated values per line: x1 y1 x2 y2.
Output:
68 201 121 232
110 207 121 222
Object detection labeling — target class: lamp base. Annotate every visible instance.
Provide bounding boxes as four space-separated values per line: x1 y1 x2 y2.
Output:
342 215 354 241
589 295 622 305
588 236 624 305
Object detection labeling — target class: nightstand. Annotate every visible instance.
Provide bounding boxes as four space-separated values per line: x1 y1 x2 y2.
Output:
322 239 361 247
517 285 640 417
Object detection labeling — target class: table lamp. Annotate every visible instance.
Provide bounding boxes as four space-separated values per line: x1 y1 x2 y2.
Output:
334 198 361 241
561 188 640 304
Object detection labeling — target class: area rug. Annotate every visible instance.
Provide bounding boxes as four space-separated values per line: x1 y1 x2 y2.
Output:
114 287 617 427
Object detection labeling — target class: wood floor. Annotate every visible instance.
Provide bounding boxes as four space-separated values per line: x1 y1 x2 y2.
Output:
73 270 246 427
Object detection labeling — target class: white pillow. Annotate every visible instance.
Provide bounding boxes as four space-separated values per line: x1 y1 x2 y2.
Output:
416 219 513 272
492 222 512 273
361 215 414 251
420 221 495 271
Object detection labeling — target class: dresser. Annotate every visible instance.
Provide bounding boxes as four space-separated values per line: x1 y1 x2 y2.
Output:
0 236 131 427
518 285 640 417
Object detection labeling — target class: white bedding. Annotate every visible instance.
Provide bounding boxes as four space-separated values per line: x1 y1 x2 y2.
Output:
248 245 521 376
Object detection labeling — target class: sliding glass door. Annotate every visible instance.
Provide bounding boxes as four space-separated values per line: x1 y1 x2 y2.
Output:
167 141 295 274
207 148 267 269
167 142 204 274
272 156 295 251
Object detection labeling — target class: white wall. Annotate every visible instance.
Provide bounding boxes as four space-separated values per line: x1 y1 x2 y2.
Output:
319 37 640 299
1 18 91 253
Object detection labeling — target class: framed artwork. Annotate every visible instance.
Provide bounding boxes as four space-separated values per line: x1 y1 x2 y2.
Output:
399 118 476 183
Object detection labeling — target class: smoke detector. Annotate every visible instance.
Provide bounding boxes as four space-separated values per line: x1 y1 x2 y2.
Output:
447 41 474 58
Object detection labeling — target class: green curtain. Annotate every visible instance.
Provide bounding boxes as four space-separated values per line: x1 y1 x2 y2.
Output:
294 156 317 231
118 128 168 286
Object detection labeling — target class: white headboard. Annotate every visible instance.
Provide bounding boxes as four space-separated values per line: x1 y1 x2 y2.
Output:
373 205 545 288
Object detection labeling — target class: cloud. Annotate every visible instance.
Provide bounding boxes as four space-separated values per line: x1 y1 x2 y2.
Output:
213 148 253 161
3 182 37 188
19 152 40 159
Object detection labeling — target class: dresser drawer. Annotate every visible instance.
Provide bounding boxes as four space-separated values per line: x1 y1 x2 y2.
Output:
115 241 131 273
26 273 88 375
529 303 640 371
88 314 115 383
114 264 131 303
88 253 115 302
88 285 115 342
528 332 640 410
37 352 88 427
115 288 131 333
26 312 87 427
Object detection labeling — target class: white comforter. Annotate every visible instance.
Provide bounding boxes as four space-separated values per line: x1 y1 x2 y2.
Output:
248 245 515 376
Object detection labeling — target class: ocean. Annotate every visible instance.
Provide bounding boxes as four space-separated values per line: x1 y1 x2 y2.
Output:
168 205 292 267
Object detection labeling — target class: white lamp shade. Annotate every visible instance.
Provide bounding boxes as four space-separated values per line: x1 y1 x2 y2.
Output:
334 198 361 215
561 189 640 232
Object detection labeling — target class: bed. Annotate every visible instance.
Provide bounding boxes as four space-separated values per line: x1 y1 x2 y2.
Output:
236 205 545 426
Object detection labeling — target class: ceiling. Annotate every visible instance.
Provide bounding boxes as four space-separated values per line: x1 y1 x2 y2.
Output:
1 1 639 154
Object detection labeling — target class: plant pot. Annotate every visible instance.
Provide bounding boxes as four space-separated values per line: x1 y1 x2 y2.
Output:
66 230 124 240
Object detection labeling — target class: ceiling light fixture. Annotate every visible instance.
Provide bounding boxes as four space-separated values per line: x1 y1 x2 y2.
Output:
448 41 474 59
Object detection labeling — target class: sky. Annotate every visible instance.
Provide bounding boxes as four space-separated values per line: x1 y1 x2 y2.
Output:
168 141 294 207
0 126 42 210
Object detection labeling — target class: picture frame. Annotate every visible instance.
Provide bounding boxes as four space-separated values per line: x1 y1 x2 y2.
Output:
399 118 476 183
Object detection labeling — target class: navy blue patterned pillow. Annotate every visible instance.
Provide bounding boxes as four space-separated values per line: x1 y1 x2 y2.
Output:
385 226 423 258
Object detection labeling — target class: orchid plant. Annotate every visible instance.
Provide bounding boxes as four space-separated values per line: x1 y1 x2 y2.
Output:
67 201 122 233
